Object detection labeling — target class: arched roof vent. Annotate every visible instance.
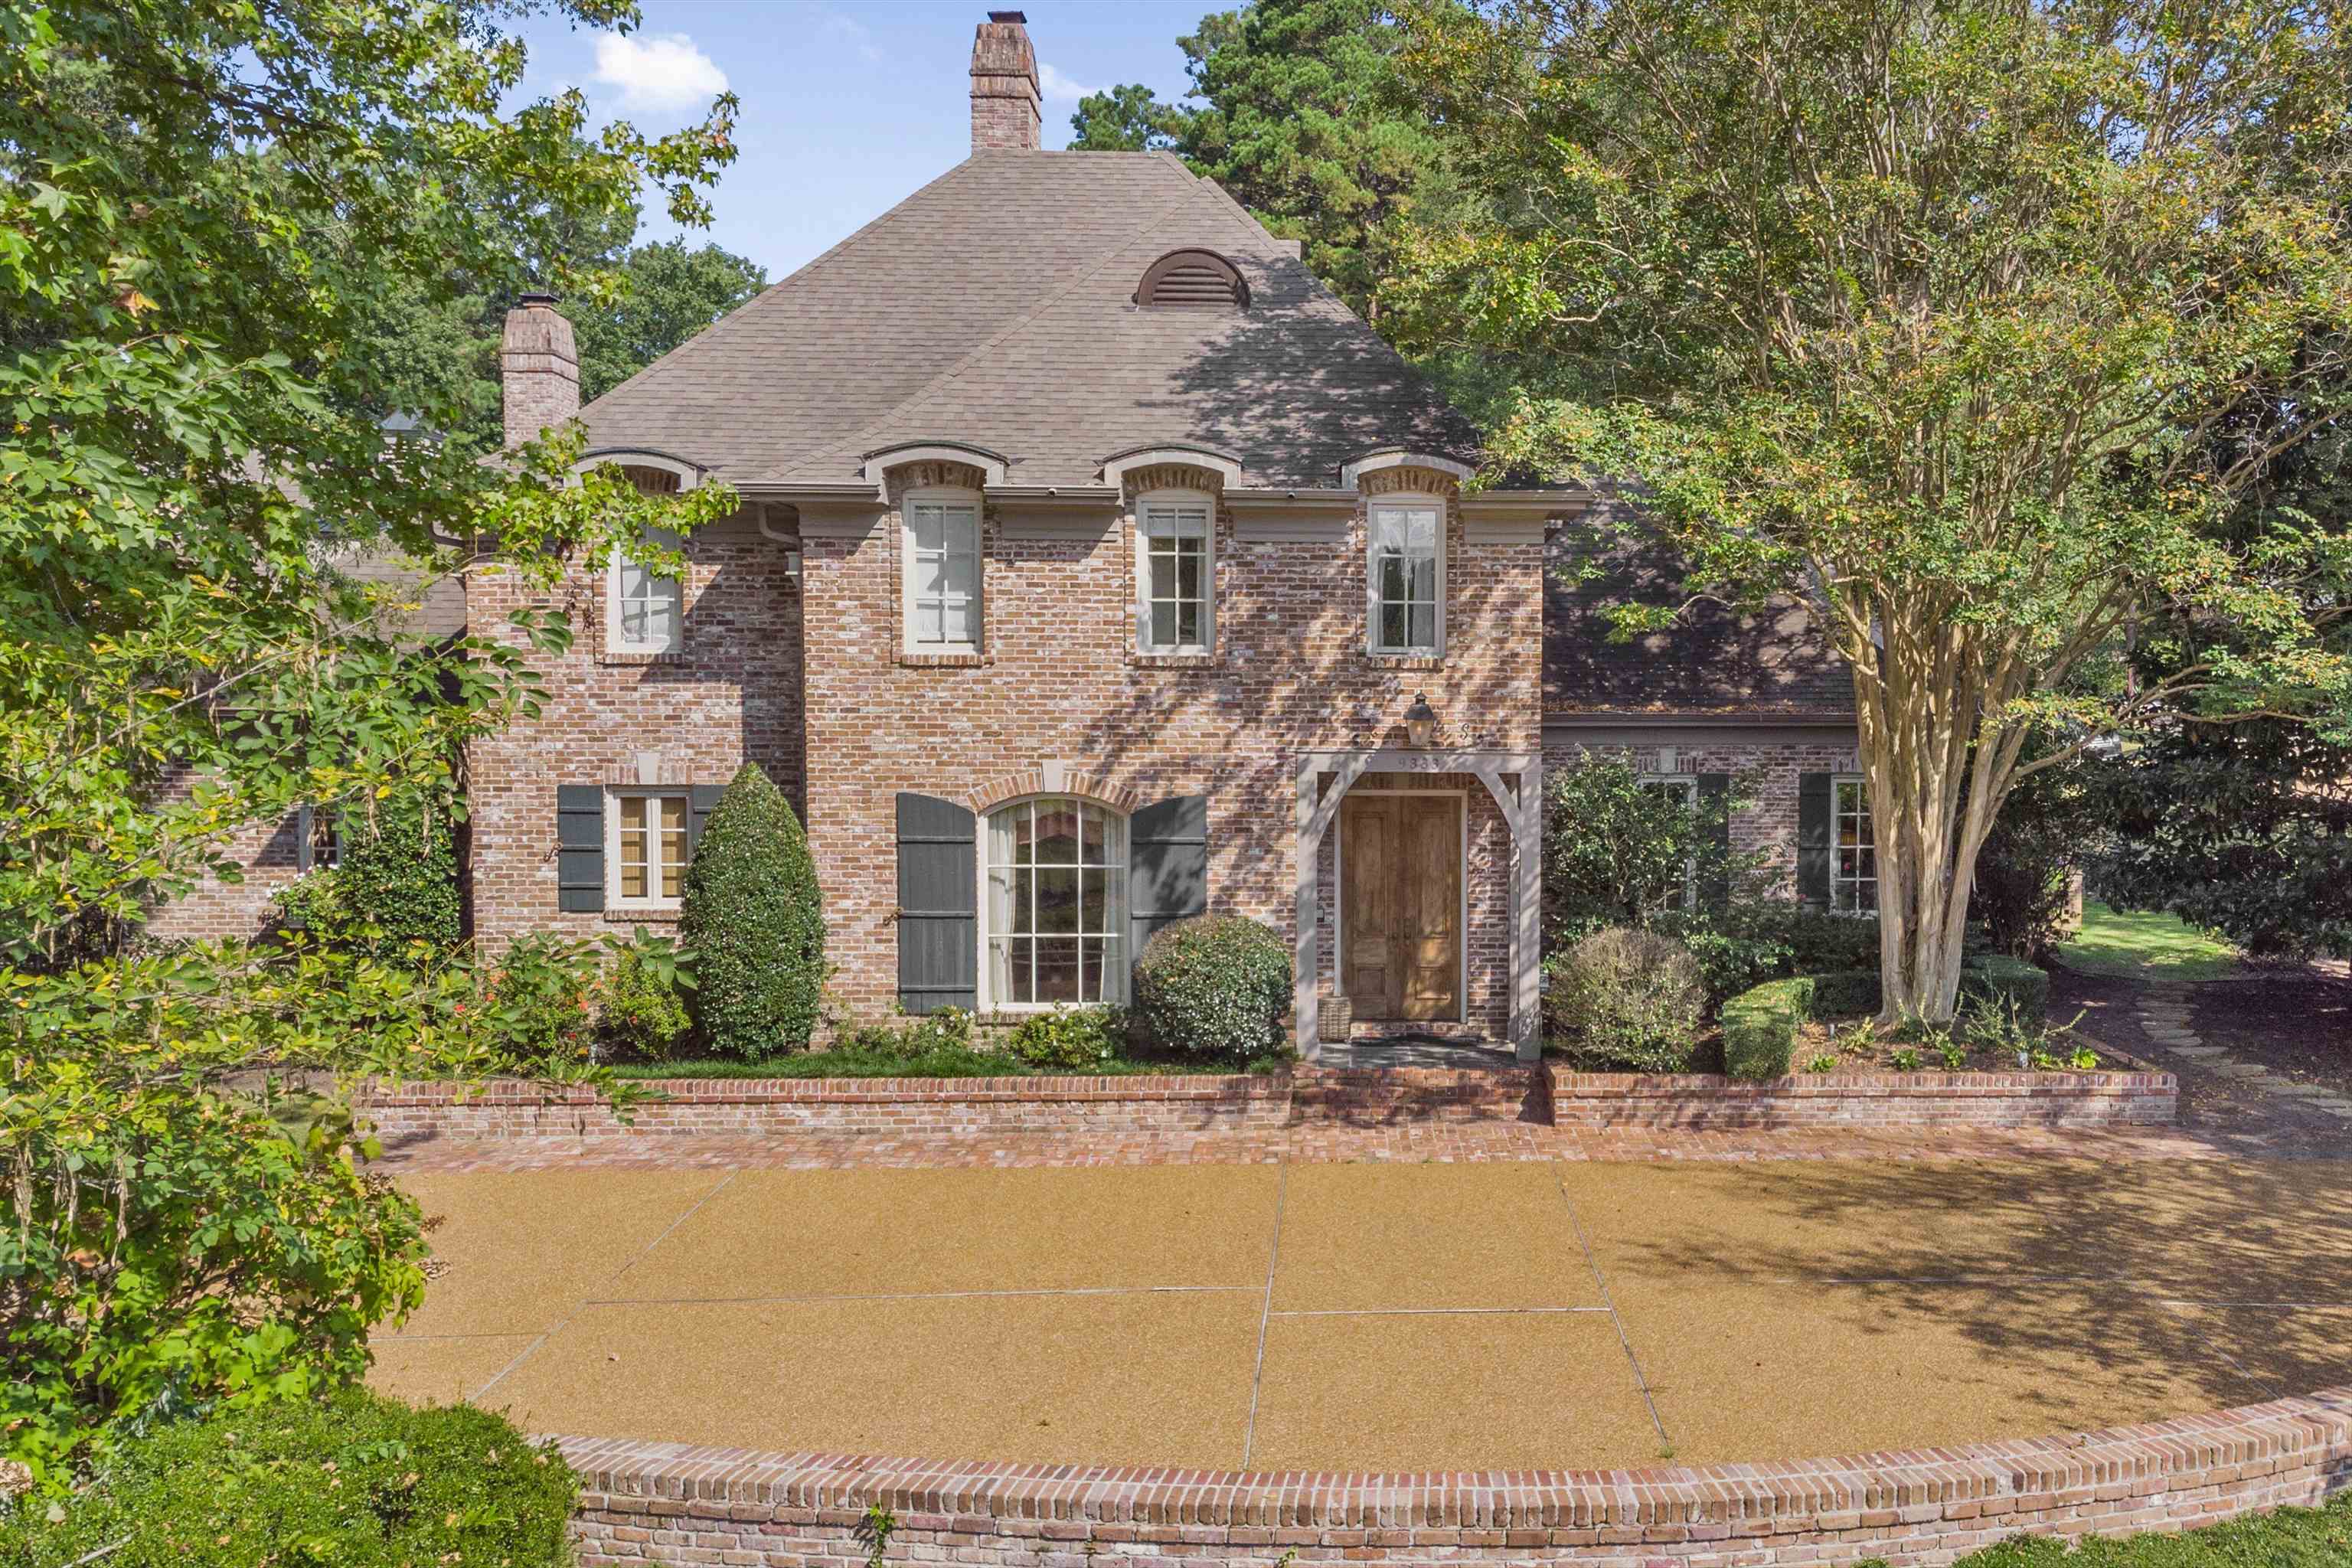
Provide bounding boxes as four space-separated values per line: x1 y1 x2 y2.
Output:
1135 249 1249 309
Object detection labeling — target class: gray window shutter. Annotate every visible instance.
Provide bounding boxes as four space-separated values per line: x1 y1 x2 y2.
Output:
897 792 976 1014
1797 772 1832 910
1698 772 1733 910
688 783 726 858
557 786 605 912
1129 794 1208 971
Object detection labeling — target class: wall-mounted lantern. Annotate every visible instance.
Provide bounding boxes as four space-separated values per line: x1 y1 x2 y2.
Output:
1403 692 1439 749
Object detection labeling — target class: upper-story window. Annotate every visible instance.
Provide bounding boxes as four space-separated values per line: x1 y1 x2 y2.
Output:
902 488 982 654
1367 498 1444 655
296 805 341 872
1135 491 1214 653
1834 776 1878 914
607 527 684 654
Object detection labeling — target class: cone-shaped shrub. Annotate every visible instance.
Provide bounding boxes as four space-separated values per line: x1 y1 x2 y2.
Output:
680 762 825 1057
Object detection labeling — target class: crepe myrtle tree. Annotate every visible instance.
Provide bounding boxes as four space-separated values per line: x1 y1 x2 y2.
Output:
1387 0 2352 1021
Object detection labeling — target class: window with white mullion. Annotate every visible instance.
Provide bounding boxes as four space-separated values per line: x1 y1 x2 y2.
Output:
985 797 1128 1008
1368 500 1442 653
1640 775 1699 911
1834 776 1878 915
612 790 688 906
1137 496 1213 652
608 526 684 654
903 495 981 652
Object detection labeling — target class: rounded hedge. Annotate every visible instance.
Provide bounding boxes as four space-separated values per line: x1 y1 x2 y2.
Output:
1546 926 1706 1072
1132 914 1291 1063
679 762 825 1057
0 1389 576 1566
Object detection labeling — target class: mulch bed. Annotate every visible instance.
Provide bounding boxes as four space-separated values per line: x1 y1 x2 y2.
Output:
2191 972 2352 1097
1789 1012 2114 1074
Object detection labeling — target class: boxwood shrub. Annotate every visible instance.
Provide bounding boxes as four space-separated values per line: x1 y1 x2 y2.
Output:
1722 975 1814 1081
0 1389 576 1566
1132 914 1292 1064
680 762 825 1058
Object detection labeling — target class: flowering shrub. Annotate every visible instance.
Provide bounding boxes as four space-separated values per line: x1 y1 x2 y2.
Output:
1002 1005 1125 1070
1132 915 1292 1064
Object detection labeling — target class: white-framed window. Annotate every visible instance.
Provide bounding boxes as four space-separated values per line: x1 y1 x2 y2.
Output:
606 527 684 654
1367 498 1444 654
1135 491 1214 653
1834 775 1878 915
901 488 982 653
1640 774 1699 910
609 789 689 909
983 797 1129 1008
296 805 341 872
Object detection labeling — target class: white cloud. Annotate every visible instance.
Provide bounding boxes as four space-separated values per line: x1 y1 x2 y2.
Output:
821 12 884 65
1038 63 1099 103
590 31 728 113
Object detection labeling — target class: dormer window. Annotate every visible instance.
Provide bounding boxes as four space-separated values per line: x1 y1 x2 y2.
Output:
608 526 684 655
1135 249 1249 309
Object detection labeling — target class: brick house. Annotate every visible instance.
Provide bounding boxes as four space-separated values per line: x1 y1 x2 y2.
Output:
160 11 1870 1061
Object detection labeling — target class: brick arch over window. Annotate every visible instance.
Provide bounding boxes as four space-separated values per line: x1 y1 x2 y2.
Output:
1360 465 1464 500
881 459 994 500
961 769 1142 817
1118 462 1230 501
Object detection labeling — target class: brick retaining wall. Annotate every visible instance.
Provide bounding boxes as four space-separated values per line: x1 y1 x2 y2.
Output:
358 1060 2174 1142
359 1074 1291 1140
559 1384 2352 1567
1547 1066 2177 1129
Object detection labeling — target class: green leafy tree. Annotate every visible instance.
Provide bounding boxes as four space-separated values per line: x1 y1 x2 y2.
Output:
1388 0 2352 1021
1070 83 1191 151
0 0 737 1476
679 763 825 1057
1067 0 1462 317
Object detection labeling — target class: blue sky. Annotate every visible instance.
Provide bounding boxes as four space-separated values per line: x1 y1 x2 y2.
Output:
511 2 1212 280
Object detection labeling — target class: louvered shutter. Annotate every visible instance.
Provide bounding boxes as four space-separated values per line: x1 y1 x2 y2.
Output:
896 792 977 1014
1698 773 1733 910
1129 794 1209 973
687 783 726 858
1797 773 1833 910
556 786 605 912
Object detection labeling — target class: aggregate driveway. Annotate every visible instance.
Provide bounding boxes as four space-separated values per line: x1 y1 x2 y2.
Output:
370 1157 2352 1472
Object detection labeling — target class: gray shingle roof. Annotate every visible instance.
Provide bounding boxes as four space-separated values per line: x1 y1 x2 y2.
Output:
577 152 1478 489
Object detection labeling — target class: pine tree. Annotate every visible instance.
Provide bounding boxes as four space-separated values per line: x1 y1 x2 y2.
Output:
678 763 825 1057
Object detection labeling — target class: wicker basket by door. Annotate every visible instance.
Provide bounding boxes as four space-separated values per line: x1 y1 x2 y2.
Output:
1318 995 1354 1044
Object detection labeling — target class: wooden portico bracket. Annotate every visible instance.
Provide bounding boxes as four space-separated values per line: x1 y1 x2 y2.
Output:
1292 749 1544 1063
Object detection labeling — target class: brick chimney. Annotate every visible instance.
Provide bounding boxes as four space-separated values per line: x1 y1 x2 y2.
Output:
500 292 580 449
970 10 1040 153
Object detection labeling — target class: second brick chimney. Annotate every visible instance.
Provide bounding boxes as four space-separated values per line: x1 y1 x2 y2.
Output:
970 10 1040 153
500 292 580 449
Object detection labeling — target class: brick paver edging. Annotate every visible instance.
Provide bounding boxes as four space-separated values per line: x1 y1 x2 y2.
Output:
558 1384 2352 1567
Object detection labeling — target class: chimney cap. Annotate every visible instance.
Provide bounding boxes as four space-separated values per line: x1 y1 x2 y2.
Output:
517 290 560 307
987 9 1027 20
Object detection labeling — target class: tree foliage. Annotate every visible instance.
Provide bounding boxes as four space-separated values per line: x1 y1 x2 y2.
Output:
679 763 825 1058
1388 0 2352 1020
1067 0 1461 316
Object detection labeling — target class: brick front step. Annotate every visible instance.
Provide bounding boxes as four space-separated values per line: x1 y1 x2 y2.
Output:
1286 1065 1551 1125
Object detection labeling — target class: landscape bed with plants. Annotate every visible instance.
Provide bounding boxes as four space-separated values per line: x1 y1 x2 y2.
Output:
1542 758 2115 1083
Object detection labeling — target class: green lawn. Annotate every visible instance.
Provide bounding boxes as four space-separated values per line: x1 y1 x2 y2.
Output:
2053 900 2243 982
1890 1491 2352 1566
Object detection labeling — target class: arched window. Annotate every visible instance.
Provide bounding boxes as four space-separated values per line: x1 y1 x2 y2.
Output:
599 461 691 655
984 797 1128 1008
1134 487 1214 653
900 485 983 654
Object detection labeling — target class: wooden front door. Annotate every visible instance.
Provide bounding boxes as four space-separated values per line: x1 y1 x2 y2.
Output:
1339 792 1463 1021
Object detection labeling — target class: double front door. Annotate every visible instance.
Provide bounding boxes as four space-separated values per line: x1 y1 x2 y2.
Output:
1339 792 1463 1022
